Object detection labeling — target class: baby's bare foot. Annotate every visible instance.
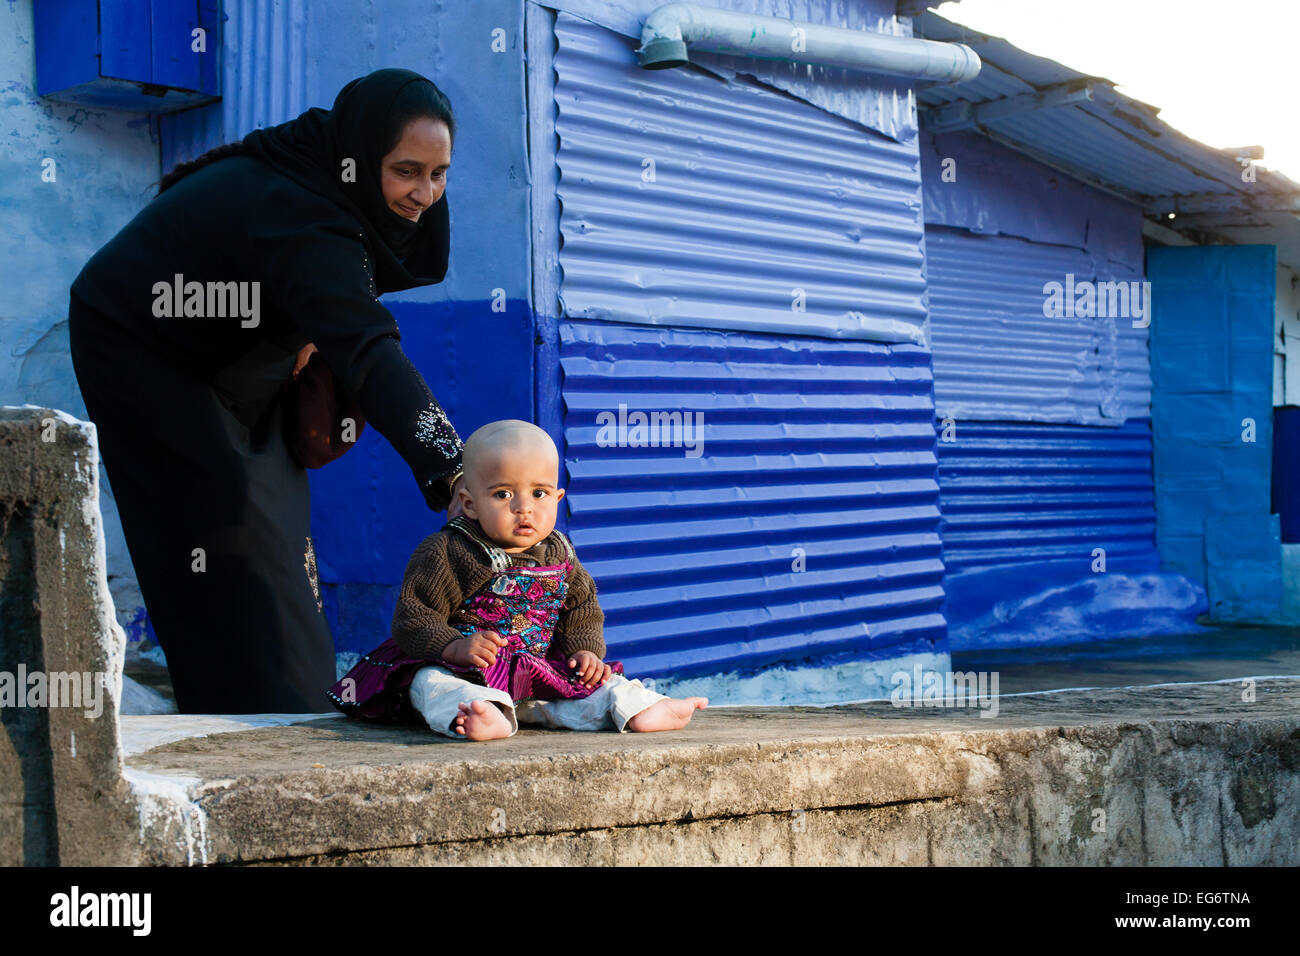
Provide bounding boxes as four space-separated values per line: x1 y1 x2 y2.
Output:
450 699 513 740
626 696 708 733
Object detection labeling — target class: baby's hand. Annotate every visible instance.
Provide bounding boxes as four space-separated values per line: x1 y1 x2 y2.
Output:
442 631 508 668
568 650 611 688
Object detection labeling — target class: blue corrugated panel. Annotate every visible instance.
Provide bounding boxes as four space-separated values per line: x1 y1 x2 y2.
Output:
925 226 1151 425
938 416 1166 644
937 418 1160 576
560 320 946 679
553 11 928 346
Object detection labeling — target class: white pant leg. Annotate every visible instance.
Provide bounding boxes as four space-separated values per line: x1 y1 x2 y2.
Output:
514 674 668 733
408 665 519 739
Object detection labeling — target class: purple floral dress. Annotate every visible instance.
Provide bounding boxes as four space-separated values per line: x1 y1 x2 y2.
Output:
327 516 621 723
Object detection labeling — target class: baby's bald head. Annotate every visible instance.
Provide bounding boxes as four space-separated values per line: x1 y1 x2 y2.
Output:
462 420 559 489
458 420 565 551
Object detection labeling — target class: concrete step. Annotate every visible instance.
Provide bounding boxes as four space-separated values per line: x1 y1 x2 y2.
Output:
121 678 1300 866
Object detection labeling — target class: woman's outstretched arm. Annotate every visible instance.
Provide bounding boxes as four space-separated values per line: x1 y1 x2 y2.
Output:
260 186 463 510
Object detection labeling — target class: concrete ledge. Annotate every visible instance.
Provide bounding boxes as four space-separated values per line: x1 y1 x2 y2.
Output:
0 407 136 866
123 679 1300 866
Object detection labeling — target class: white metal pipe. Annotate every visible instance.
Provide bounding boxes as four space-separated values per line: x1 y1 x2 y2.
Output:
638 2 980 84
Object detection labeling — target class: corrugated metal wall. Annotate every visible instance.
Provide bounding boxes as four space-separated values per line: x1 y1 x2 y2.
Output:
936 416 1164 649
560 320 945 678
923 226 1157 584
552 11 927 346
919 135 1163 648
550 12 942 677
925 226 1150 426
938 418 1160 575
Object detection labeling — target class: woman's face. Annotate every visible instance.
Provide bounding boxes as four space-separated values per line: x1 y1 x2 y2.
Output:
380 116 451 222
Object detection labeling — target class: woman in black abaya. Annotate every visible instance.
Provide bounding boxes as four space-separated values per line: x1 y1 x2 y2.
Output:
68 69 465 713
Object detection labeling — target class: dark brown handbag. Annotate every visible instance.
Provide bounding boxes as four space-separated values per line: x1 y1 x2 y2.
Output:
280 350 367 468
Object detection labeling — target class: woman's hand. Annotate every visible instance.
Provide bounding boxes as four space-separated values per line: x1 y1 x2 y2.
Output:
292 342 318 379
568 650 611 688
441 631 508 668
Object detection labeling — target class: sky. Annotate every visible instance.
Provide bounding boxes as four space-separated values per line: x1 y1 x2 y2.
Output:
932 0 1300 183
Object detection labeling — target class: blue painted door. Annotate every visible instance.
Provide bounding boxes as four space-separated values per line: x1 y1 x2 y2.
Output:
1147 245 1281 620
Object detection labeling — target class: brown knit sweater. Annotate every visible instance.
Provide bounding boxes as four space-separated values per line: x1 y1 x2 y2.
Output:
391 516 606 663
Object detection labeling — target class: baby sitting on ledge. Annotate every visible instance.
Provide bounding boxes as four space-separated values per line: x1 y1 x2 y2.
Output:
328 419 707 740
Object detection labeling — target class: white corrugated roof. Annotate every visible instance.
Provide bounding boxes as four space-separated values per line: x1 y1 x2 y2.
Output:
912 9 1300 269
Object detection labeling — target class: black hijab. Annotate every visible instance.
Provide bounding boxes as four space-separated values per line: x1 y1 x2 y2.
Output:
242 68 451 294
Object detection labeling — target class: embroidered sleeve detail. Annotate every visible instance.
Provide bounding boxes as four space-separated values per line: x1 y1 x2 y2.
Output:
414 402 462 458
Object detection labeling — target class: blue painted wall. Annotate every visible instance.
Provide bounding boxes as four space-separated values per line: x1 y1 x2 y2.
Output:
921 129 1144 271
2 0 159 637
